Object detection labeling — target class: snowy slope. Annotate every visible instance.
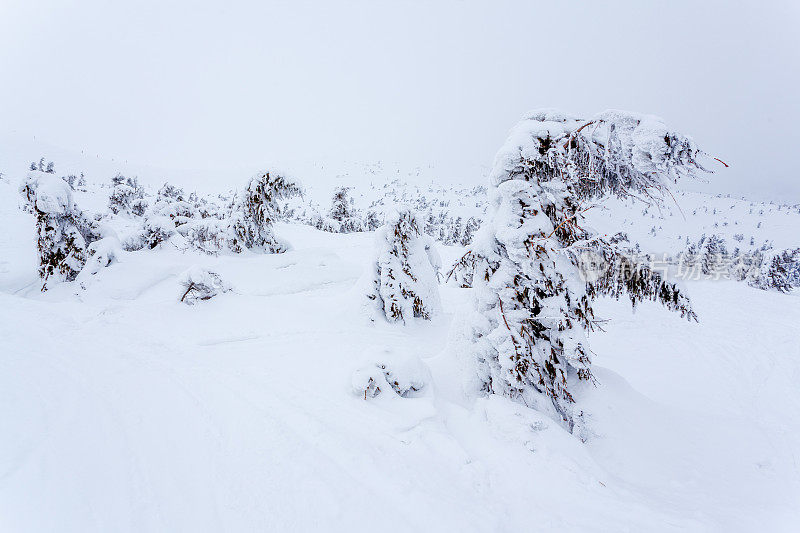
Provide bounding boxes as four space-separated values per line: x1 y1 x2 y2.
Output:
1 170 800 531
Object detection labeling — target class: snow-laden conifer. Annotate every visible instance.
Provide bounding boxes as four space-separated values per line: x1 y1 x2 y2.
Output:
362 209 383 231
460 217 480 246
365 209 441 323
699 234 727 275
329 186 363 233
748 249 796 292
467 109 713 433
20 171 98 288
227 171 302 253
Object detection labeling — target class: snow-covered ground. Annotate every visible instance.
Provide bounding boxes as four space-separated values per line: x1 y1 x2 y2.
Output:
2 163 799 531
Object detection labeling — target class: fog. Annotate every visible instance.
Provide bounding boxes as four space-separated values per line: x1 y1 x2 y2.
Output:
1 0 798 200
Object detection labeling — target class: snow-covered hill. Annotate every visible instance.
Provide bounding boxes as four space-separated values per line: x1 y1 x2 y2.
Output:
1 162 799 531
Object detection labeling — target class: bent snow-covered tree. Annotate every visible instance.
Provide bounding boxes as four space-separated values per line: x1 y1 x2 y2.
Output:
228 171 302 253
20 171 98 288
470 109 715 433
366 209 442 323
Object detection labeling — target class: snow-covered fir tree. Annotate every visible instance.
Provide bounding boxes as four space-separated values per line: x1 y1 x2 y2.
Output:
784 248 800 288
747 248 796 292
329 186 363 233
699 234 727 276
460 216 480 246
365 209 442 323
30 157 55 173
227 171 302 253
362 208 383 231
446 217 463 245
467 109 710 434
19 171 97 288
75 173 87 192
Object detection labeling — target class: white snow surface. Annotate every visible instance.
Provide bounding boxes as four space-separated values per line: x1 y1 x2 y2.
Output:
1 177 799 532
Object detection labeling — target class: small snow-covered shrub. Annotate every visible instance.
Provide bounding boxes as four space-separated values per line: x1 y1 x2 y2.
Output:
329 186 363 233
142 216 177 249
460 216 480 246
178 267 231 305
108 174 148 216
156 183 184 202
439 216 478 246
20 171 98 288
29 157 55 174
183 218 232 254
362 209 383 231
698 234 728 275
163 173 301 255
690 244 800 292
150 183 197 226
352 351 428 399
119 216 177 251
62 172 86 191
191 191 226 219
365 209 441 323
75 174 87 192
749 248 797 292
785 249 800 288
76 234 123 286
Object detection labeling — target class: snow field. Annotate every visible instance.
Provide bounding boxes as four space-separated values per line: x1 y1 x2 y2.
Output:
1 211 798 531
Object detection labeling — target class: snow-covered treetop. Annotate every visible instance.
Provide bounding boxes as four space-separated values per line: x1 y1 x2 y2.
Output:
490 108 716 200
19 171 75 215
238 171 303 219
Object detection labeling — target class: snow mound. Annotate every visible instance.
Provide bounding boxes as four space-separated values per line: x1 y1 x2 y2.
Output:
19 171 74 214
178 266 232 304
352 349 429 399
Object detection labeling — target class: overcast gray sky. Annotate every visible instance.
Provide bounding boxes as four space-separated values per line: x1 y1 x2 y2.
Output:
1 0 798 200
